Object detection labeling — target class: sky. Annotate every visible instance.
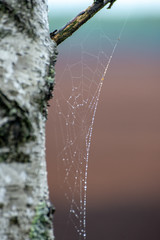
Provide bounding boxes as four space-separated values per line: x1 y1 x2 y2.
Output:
48 0 160 17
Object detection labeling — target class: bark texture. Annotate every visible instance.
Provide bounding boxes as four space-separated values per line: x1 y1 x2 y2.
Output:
50 0 117 45
0 1 57 239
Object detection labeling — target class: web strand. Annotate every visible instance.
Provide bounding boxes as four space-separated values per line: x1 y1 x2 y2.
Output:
53 16 127 240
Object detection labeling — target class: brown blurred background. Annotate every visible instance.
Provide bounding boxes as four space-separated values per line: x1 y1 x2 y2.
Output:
46 13 160 240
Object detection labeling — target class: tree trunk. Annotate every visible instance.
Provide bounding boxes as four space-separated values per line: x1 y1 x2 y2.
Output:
0 1 57 239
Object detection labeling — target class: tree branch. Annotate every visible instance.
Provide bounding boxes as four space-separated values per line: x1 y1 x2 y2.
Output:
50 0 117 45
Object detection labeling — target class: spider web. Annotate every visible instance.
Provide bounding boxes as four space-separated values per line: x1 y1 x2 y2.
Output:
52 16 126 240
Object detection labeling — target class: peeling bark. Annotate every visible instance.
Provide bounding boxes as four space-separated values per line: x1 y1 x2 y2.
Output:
0 0 57 239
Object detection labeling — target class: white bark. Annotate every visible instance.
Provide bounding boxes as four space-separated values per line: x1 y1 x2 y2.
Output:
0 1 56 239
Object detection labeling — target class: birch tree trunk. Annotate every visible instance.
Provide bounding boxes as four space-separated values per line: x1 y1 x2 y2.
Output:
0 1 57 239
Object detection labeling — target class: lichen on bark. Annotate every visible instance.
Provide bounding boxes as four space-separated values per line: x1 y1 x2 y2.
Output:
30 201 55 240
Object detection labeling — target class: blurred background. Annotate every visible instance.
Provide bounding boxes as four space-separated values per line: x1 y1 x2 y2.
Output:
46 1 160 239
